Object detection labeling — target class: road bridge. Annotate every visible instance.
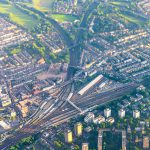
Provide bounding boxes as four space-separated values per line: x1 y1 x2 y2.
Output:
67 99 82 113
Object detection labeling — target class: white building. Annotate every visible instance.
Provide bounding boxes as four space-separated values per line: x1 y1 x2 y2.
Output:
104 108 111 118
84 112 95 123
106 117 115 124
118 109 125 118
133 110 140 118
82 143 89 150
78 75 103 95
93 115 105 124
11 110 16 120
0 120 11 130
1 95 11 107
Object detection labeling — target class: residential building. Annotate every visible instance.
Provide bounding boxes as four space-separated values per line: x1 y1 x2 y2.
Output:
122 131 126 150
82 143 89 150
65 130 73 143
84 112 95 123
74 122 82 136
118 109 125 118
98 130 103 150
143 136 149 149
93 115 105 124
104 108 111 118
106 117 115 124
11 110 16 120
133 110 140 118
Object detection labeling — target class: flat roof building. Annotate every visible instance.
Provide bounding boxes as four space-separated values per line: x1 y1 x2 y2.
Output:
106 117 115 124
93 115 105 124
74 122 82 137
82 143 89 150
143 136 149 149
65 130 73 143
133 110 140 119
84 112 95 123
118 109 125 118
104 108 111 118
78 75 103 95
11 110 16 120
98 130 103 150
122 131 126 150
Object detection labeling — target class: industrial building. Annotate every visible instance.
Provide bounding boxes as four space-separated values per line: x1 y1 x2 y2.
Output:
78 75 103 95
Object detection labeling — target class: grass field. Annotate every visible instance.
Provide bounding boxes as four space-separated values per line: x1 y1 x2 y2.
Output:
109 1 129 7
51 14 78 22
109 1 150 26
0 2 39 30
10 48 21 55
32 0 53 7
24 0 54 12
118 14 143 25
118 12 149 26
31 0 53 12
25 3 49 12
105 0 149 27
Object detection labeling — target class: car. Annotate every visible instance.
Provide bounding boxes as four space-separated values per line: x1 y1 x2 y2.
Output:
43 132 49 138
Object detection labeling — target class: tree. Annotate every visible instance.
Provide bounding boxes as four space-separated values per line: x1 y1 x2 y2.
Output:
49 52 57 60
134 146 140 150
9 146 18 150
74 144 79 150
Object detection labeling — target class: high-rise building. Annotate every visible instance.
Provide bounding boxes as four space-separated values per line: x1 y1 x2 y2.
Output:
104 108 111 118
74 122 82 136
73 0 78 7
127 125 131 134
106 117 115 124
122 131 126 150
143 136 149 149
133 110 140 118
84 112 95 123
118 109 125 118
98 130 103 150
82 143 89 150
11 110 16 120
93 115 105 124
65 130 73 143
